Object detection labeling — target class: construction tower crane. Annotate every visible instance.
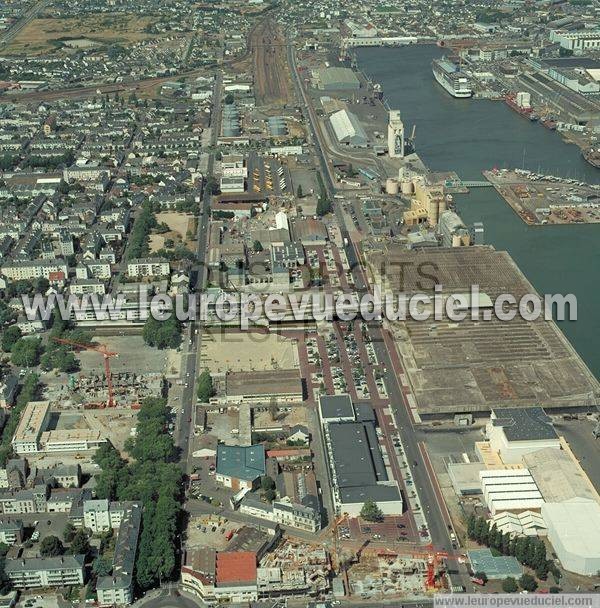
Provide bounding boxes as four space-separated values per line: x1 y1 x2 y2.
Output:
53 337 118 407
411 546 449 590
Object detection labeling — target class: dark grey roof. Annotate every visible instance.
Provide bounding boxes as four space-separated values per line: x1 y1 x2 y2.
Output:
241 496 272 515
96 504 141 592
319 394 354 420
339 484 401 505
328 421 388 488
5 554 84 573
355 403 376 423
216 444 265 482
492 407 558 441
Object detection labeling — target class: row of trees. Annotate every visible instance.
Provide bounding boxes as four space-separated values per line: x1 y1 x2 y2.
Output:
0 373 40 466
196 370 215 402
315 171 333 217
467 514 560 582
93 397 182 591
126 203 157 260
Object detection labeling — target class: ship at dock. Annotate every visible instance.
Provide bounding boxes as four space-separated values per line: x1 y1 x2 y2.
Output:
582 146 600 169
505 91 538 120
432 57 472 98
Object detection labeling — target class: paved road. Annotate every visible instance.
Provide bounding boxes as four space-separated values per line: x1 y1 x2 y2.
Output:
0 0 52 48
174 73 222 469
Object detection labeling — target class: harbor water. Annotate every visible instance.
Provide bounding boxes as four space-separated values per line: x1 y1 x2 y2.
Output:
357 45 600 380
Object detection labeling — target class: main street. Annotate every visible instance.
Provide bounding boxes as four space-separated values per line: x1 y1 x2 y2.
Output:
174 72 223 469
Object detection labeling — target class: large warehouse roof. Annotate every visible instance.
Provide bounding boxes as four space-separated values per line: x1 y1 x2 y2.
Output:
490 407 558 441
524 446 600 503
317 67 360 90
542 498 600 575
329 110 368 146
328 421 388 487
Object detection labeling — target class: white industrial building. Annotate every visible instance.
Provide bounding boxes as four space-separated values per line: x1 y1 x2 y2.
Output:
542 499 600 576
550 30 600 55
329 110 368 148
488 510 547 538
486 407 560 464
480 469 544 515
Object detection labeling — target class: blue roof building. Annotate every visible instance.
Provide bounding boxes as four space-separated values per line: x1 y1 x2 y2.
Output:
216 444 266 491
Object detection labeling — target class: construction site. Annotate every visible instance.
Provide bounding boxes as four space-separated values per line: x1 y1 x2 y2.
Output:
45 334 171 408
347 550 448 598
484 168 600 225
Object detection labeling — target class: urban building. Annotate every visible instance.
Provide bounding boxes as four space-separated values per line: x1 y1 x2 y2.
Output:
126 258 170 279
329 110 368 147
480 469 544 515
5 555 85 588
96 504 142 606
215 444 266 491
0 520 23 545
486 407 560 464
239 495 321 533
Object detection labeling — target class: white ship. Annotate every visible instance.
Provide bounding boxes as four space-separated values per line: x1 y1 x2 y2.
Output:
432 57 472 98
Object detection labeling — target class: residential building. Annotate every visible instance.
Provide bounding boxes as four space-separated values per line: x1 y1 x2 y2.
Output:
96 504 142 606
1 260 68 282
5 555 85 588
127 258 170 278
0 520 23 545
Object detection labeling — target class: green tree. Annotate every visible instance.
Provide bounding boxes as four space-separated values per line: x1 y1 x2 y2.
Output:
473 571 488 585
501 531 511 555
1 326 21 352
467 513 476 540
296 185 303 198
261 476 275 492
316 197 332 217
502 577 518 593
253 240 263 252
515 536 528 564
474 516 489 545
40 535 64 557
549 586 561 594
11 337 43 367
70 529 90 556
92 555 112 576
142 316 181 349
360 499 384 522
224 93 234 105
63 522 76 543
196 370 215 402
519 573 538 592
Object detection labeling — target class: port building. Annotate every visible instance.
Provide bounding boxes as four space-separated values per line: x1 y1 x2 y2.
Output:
364 246 600 416
542 499 600 575
485 407 560 465
316 67 360 91
329 110 368 147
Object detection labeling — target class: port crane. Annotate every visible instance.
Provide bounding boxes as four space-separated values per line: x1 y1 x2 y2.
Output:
52 337 119 407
